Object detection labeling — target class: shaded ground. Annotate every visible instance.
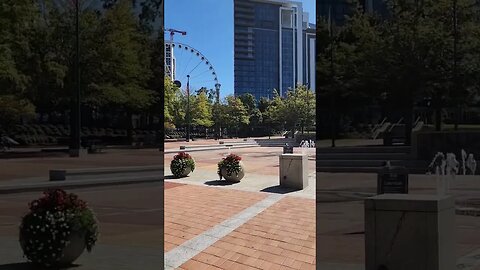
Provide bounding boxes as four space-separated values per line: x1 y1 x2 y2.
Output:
0 149 160 181
0 183 163 269
317 172 480 269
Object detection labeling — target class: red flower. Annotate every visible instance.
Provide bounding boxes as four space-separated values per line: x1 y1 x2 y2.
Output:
28 189 88 213
174 152 192 160
224 154 242 162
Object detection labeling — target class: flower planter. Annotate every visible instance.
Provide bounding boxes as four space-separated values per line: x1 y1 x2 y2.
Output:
19 189 98 268
20 230 86 267
220 162 245 182
178 166 192 177
170 152 195 178
58 231 87 265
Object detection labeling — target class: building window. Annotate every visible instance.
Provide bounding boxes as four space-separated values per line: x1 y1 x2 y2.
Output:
282 10 293 28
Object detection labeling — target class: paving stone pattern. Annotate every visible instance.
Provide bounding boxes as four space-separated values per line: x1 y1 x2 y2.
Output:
165 185 316 270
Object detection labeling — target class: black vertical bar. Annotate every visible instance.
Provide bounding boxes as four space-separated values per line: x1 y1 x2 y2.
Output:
70 0 81 157
186 75 190 142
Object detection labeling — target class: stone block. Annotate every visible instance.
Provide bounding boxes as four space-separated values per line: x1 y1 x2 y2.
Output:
279 154 308 190
49 170 67 181
365 194 455 270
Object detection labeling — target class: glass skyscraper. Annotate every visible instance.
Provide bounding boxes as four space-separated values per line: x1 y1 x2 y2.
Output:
234 0 316 101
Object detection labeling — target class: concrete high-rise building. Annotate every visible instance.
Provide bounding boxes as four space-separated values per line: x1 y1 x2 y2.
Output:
234 0 316 101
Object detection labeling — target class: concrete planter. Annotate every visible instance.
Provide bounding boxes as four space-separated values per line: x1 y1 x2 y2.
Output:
57 231 87 265
170 159 194 178
178 166 192 177
20 230 86 267
220 162 245 182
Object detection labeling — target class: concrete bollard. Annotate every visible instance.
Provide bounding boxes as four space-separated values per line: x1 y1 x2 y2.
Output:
49 170 67 181
279 154 308 189
365 194 455 270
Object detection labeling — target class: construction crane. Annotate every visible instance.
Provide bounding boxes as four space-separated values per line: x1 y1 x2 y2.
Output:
164 28 187 42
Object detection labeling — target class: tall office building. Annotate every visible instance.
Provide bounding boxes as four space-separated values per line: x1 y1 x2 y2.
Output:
234 0 316 101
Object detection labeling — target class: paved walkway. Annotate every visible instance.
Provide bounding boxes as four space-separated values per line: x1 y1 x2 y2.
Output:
165 183 316 270
318 172 480 270
165 147 316 200
0 149 160 181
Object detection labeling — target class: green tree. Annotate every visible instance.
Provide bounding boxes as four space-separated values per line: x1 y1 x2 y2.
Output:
191 91 213 127
0 95 35 132
0 0 41 131
221 96 249 137
238 93 256 114
279 85 316 137
85 0 155 140
263 90 284 137
164 77 180 128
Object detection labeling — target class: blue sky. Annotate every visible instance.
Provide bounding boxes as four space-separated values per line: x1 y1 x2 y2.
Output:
165 0 315 98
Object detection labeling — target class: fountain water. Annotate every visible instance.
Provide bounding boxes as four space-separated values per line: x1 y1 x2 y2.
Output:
428 150 476 195
299 140 315 155
466 153 477 175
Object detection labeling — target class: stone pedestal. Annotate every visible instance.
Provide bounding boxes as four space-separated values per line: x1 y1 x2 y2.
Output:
279 154 308 190
365 194 455 270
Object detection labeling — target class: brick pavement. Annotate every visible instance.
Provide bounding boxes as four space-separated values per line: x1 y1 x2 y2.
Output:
164 147 315 177
164 184 268 252
165 183 316 270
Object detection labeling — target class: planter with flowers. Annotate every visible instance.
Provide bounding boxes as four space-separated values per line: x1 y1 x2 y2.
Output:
217 153 245 182
170 152 195 178
19 189 99 267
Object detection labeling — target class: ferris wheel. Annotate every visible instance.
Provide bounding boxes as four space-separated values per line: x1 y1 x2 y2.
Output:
165 41 221 102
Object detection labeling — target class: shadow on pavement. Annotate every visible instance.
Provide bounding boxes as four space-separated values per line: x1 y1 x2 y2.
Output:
0 263 80 270
261 185 300 194
204 180 236 186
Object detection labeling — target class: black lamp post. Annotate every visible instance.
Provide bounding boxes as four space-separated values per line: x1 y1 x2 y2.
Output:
70 0 81 157
329 5 336 148
186 75 191 142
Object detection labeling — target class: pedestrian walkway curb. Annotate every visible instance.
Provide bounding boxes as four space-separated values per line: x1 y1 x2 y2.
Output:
164 144 260 154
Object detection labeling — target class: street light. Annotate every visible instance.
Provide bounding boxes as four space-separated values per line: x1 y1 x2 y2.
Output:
186 75 191 142
329 5 336 148
69 0 81 157
215 83 221 139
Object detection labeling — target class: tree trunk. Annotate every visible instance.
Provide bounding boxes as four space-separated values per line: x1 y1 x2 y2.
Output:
435 107 442 131
454 106 460 131
126 111 134 145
